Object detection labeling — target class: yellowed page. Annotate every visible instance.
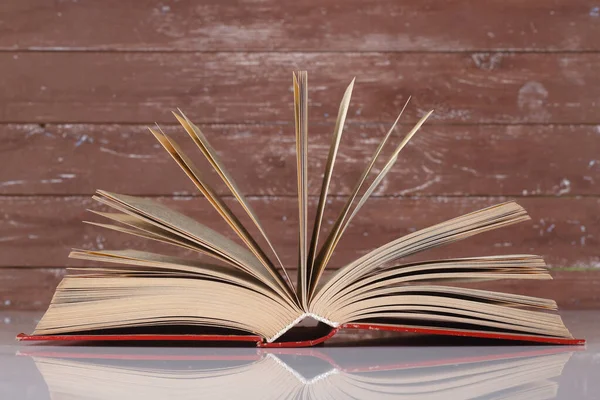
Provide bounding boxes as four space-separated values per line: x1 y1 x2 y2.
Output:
172 111 293 292
327 255 552 309
311 201 531 308
340 111 433 235
68 249 295 309
293 71 309 307
90 190 298 307
147 127 294 300
310 105 431 296
33 275 301 339
307 78 355 292
308 99 411 296
85 211 209 252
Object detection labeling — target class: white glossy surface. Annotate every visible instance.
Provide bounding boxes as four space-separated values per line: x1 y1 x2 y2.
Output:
1 311 598 399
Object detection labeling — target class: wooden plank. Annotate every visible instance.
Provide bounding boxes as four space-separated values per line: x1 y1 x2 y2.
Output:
0 196 597 269
1 268 598 310
0 268 64 311
2 123 599 197
1 53 599 124
2 1 599 52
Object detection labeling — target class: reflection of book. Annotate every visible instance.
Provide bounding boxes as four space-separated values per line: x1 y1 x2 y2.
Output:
19 71 583 346
23 348 573 400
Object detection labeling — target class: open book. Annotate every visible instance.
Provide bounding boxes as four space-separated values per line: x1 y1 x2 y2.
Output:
18 71 583 346
21 347 574 400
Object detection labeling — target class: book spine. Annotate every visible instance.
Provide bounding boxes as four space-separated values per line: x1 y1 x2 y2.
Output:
266 313 339 343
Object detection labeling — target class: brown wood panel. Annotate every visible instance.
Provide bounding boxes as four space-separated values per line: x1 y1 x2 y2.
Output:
2 0 599 51
1 268 598 310
0 196 597 269
0 268 64 310
1 53 598 124
2 123 599 197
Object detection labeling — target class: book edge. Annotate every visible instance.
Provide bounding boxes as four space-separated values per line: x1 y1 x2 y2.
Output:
18 324 585 347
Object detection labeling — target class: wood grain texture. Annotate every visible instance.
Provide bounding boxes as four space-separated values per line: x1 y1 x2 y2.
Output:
2 0 599 52
0 268 64 311
0 1 598 309
2 123 598 197
0 196 597 269
1 268 598 311
1 52 598 124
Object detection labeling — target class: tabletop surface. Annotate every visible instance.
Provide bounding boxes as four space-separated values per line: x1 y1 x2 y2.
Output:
1 310 598 399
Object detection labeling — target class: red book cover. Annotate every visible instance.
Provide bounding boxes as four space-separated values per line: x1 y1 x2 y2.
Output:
17 323 585 347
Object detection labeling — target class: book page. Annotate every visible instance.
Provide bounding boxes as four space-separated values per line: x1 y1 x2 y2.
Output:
68 249 295 309
85 211 210 253
320 283 571 338
147 127 294 300
33 274 302 340
310 106 431 297
91 191 296 306
323 255 554 310
331 284 558 316
293 71 309 307
312 201 531 308
307 78 354 294
172 111 293 292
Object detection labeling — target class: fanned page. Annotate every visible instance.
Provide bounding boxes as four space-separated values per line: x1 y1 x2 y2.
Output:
22 70 583 346
293 71 309 307
171 111 294 293
307 78 354 294
90 191 289 300
146 126 294 300
310 104 432 295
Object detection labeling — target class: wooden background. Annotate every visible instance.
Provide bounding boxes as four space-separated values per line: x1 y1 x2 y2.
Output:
1 0 599 310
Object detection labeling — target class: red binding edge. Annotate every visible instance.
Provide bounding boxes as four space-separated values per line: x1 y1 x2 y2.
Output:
16 332 263 345
17 323 585 347
338 324 585 345
259 323 585 347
